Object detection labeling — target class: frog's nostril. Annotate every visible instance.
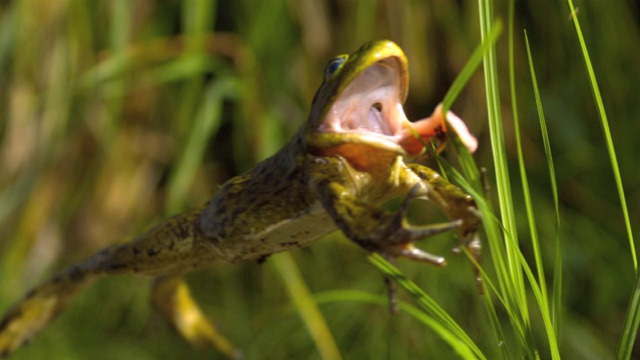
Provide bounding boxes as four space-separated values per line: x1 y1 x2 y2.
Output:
372 102 383 112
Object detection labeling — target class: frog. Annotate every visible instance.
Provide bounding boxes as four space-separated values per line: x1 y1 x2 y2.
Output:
0 40 481 359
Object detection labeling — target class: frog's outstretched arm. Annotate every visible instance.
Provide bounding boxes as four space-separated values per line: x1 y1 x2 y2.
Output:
0 207 236 358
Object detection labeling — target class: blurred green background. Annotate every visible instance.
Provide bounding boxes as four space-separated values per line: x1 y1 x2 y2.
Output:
0 0 638 359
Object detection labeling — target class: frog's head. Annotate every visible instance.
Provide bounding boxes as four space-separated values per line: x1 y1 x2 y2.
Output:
304 40 476 171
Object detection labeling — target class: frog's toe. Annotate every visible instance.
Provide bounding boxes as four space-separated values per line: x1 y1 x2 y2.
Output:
377 218 462 266
380 243 447 266
387 218 462 244
408 219 462 241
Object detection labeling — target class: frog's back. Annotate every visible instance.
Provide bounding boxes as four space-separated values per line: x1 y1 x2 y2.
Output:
198 142 336 262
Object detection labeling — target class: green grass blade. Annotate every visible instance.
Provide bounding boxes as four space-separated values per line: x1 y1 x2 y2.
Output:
448 164 535 357
506 0 547 311
176 0 217 147
515 28 550 348
513 27 550 328
441 20 502 113
523 29 564 343
478 0 529 331
272 253 342 360
618 274 640 360
480 287 511 359
165 77 238 213
515 248 560 359
312 290 478 360
394 304 478 360
479 1 538 356
368 254 486 360
441 19 502 186
563 0 637 357
565 0 636 270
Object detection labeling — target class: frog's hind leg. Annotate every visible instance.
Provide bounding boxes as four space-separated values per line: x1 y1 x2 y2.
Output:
0 251 108 357
151 275 241 359
0 207 209 357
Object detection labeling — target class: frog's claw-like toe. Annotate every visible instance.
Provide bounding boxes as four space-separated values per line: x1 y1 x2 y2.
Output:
387 184 462 243
380 218 462 264
381 243 448 266
366 184 462 266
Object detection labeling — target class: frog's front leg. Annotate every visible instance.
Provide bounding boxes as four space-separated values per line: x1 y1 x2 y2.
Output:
405 163 482 288
405 164 481 263
308 157 461 265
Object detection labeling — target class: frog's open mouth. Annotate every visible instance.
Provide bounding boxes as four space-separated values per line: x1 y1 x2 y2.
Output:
318 57 406 141
315 54 477 158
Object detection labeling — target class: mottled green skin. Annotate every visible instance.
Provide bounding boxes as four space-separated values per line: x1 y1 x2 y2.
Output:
0 40 480 358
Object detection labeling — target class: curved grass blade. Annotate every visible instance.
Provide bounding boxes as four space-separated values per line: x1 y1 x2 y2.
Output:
564 0 635 269
368 253 486 360
166 77 238 213
313 290 479 360
478 0 529 330
523 29 563 351
272 253 342 360
563 0 638 357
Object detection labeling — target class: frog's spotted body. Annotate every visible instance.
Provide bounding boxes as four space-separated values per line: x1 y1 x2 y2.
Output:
0 40 481 358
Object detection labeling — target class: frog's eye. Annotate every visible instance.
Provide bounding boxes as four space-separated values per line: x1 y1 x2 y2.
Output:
324 56 347 80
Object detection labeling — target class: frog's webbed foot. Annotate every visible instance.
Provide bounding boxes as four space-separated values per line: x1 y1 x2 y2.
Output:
367 184 462 267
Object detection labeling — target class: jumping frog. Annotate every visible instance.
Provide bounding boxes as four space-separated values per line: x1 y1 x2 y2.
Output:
0 40 481 358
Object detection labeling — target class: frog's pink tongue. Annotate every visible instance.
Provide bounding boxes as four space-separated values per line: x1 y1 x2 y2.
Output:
400 104 478 155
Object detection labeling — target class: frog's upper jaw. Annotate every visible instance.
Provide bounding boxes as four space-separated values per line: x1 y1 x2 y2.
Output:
308 44 476 160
